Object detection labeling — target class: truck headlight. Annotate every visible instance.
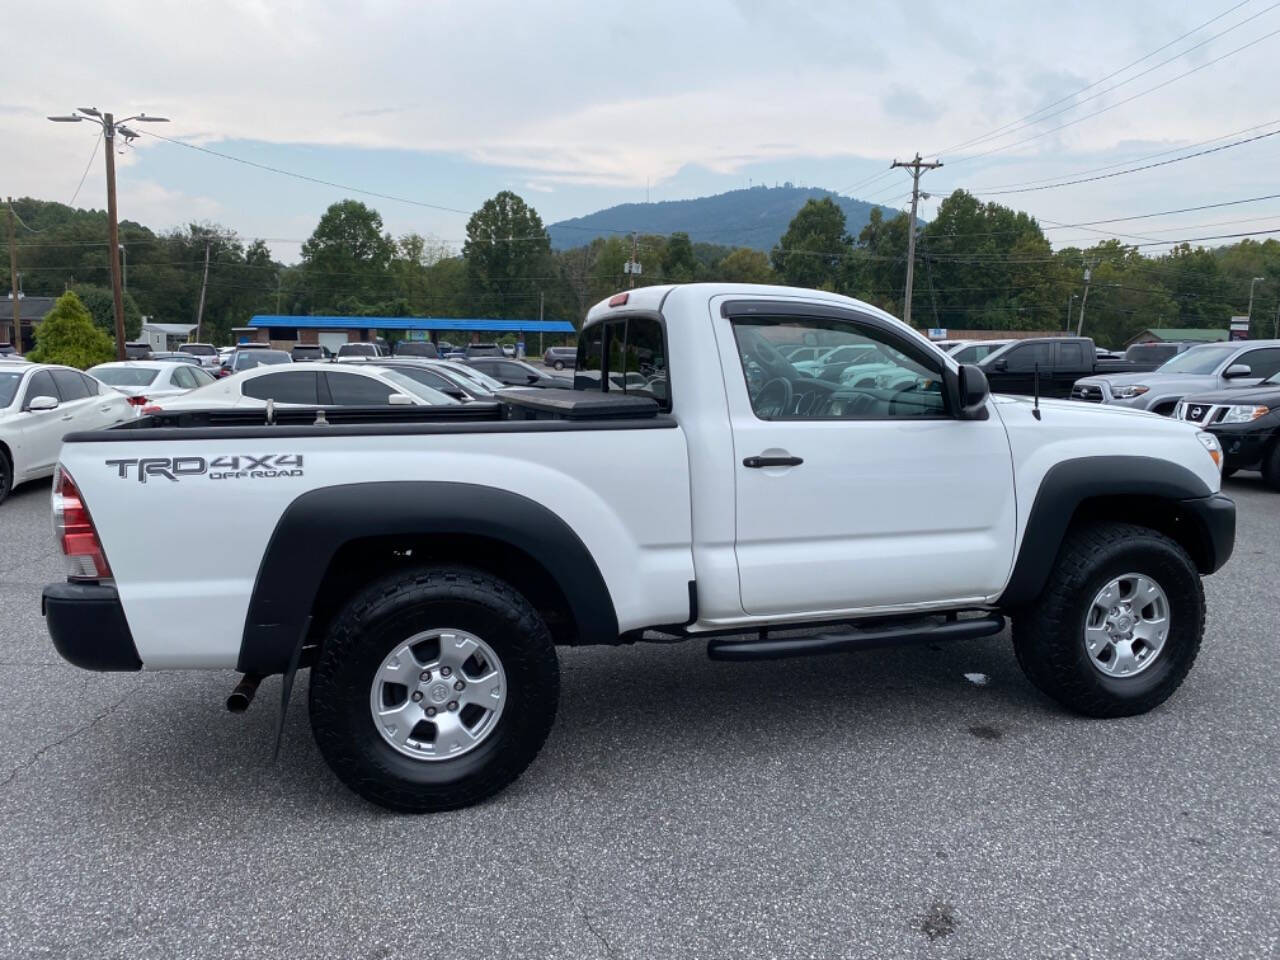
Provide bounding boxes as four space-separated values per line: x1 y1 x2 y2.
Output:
1113 385 1149 399
1220 404 1270 423
1196 431 1223 471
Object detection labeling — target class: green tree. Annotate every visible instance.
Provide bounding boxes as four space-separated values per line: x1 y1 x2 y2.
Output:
717 247 776 283
26 291 115 368
771 198 851 290
662 232 697 282
464 191 551 319
300 200 395 310
70 285 142 340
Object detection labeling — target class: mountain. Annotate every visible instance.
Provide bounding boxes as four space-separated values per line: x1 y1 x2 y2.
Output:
548 184 893 252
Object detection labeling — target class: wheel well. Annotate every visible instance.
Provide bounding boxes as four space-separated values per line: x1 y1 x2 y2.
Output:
307 533 580 649
1070 495 1214 572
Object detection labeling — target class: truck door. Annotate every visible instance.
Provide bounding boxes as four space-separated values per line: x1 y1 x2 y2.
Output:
714 299 1016 616
1054 340 1090 398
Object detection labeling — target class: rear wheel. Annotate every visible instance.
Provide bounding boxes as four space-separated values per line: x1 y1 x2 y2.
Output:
553 360 565 370
309 565 559 812
1012 522 1203 717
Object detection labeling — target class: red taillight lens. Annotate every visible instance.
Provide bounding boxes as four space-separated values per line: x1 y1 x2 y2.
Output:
52 467 112 581
141 404 163 415
126 395 148 406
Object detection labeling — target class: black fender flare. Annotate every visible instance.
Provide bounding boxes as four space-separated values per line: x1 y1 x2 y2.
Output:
237 481 619 674
996 455 1223 609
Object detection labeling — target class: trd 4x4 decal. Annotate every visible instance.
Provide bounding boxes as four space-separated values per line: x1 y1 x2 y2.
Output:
106 454 304 482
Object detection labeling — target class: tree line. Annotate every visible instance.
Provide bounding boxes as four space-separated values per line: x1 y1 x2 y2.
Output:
9 188 1279 352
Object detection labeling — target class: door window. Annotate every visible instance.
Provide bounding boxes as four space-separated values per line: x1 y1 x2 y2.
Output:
170 366 198 389
729 315 946 419
51 369 91 401
243 371 320 405
79 374 100 395
1058 342 1086 371
323 371 393 405
1236 347 1280 380
1002 342 1053 372
23 371 58 408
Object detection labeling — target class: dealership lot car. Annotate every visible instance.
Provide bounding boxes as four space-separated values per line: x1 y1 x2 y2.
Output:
39 284 1233 814
1177 372 1280 485
143 361 459 412
0 363 130 504
1072 340 1280 413
89 360 217 411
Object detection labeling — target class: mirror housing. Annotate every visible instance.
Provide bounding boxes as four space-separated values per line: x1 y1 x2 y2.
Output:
955 364 990 420
387 393 415 406
991 358 1008 372
26 394 59 412
1223 363 1252 380
526 373 539 383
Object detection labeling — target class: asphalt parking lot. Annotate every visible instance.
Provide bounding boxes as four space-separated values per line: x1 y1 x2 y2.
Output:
0 476 1277 960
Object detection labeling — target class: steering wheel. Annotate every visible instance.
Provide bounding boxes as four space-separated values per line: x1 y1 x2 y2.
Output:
754 377 794 418
838 392 879 417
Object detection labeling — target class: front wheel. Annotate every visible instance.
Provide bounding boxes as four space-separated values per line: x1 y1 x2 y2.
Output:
1012 522 1204 718
309 565 559 812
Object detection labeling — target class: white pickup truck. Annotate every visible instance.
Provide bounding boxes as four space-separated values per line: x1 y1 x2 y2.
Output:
43 284 1235 812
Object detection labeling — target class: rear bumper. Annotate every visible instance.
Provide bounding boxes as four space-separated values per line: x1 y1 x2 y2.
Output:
1181 493 1236 575
42 582 142 671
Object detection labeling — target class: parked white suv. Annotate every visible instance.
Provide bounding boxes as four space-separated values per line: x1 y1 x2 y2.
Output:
0 363 130 504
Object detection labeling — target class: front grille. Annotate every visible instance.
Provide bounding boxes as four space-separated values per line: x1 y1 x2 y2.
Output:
1071 384 1104 403
1177 402 1225 425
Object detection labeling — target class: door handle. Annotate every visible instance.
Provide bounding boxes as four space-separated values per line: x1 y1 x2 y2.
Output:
60 414 74 422
743 455 804 468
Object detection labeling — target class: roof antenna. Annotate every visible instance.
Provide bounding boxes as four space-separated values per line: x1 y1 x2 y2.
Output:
1032 363 1042 420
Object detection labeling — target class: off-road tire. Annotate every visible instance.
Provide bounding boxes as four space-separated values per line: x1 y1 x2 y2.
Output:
1012 522 1203 718
309 565 559 813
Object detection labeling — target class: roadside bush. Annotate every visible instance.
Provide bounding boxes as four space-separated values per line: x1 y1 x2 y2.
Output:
25 291 116 369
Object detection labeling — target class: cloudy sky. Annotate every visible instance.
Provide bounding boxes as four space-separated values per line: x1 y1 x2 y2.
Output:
4 0 1278 261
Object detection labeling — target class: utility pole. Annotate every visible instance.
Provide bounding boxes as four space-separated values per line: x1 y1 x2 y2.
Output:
627 232 640 289
1076 264 1093 337
194 238 211 341
47 107 169 360
1247 276 1265 334
890 153 942 327
7 199 18 348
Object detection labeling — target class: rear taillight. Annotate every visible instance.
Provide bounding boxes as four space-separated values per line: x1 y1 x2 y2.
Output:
126 395 149 407
141 404 163 415
52 467 112 581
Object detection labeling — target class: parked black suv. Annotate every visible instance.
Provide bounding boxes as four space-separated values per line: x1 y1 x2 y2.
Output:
1177 372 1280 486
291 344 332 362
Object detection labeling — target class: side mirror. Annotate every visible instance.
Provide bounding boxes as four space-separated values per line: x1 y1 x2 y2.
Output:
527 374 539 383
956 364 990 420
1223 363 1252 380
26 394 59 412
387 393 415 406
991 358 1008 372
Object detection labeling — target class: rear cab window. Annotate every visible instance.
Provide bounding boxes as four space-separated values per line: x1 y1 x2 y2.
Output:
574 315 670 410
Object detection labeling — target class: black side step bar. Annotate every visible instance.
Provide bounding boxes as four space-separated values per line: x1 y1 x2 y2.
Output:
706 614 1005 662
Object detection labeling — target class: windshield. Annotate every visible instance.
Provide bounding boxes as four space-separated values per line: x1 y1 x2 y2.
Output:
436 360 505 391
235 351 290 370
0 370 22 407
381 369 458 405
90 367 160 386
1155 345 1235 375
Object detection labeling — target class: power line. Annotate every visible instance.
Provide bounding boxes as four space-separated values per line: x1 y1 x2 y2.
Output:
68 133 102 208
974 128 1280 195
950 23 1280 166
939 1 1271 157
